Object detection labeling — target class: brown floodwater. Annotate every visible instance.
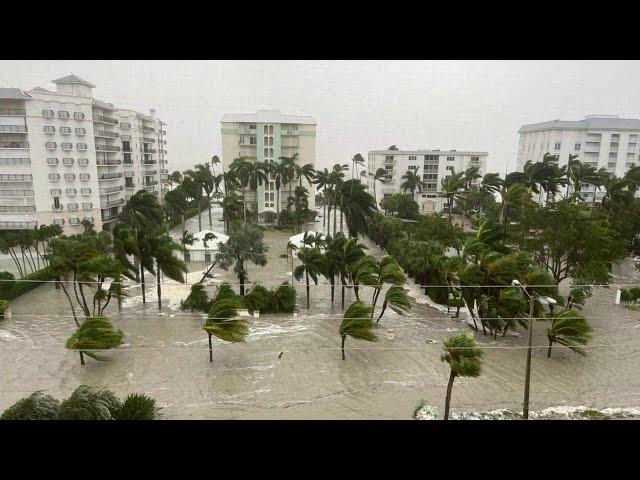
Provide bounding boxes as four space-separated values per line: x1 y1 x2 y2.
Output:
1 208 639 419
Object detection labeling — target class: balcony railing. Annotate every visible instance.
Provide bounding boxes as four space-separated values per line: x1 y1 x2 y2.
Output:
143 149 156 154
101 212 120 222
0 158 30 166
94 130 120 138
142 126 155 133
94 115 118 125
0 190 34 197
100 186 124 194
143 160 157 165
0 109 26 116
0 142 29 149
98 173 123 180
100 199 125 208
0 174 32 182
144 180 158 186
0 221 38 229
95 145 121 152
141 137 156 143
96 159 122 166
52 204 63 211
0 125 27 133
0 205 36 213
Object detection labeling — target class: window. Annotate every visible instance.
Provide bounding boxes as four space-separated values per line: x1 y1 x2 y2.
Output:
408 165 418 170
50 189 62 196
409 156 416 161
249 124 256 130
240 136 245 144
205 253 211 262
575 142 581 151
264 136 268 144
53 218 65 225
269 137 273 146
45 142 57 149
184 253 190 262
63 158 74 166
264 125 268 134
124 153 132 164
554 142 561 150
74 112 85 120
424 155 439 162
269 148 273 157
470 156 480 162
49 173 60 181
264 148 269 156
43 110 54 117
76 143 87 150
264 192 269 201
69 218 80 225
60 127 71 135
66 188 77 195
58 111 70 119
82 203 93 210
78 158 89 166
83 217 94 223
61 143 73 151
269 125 273 134
53 197 61 209
75 128 86 136
446 166 454 171
385 156 394 161
64 173 76 181
68 203 79 211
250 136 257 145
447 156 455 161
79 173 90 180
81 188 92 195
44 126 55 133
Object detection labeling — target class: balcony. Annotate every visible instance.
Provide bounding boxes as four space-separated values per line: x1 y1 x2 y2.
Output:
143 149 156 154
0 174 32 182
52 204 63 211
100 198 125 208
101 212 120 222
95 145 121 152
0 109 26 116
142 126 155 133
0 221 38 230
96 159 122 166
0 142 29 149
144 180 158 186
94 115 118 125
94 130 120 139
0 206 36 213
141 137 155 144
0 190 34 197
0 158 30 166
100 186 124 194
0 125 27 133
143 160 157 165
98 173 123 180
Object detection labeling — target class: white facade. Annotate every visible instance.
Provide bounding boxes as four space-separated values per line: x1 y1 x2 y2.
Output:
517 115 640 203
367 149 488 213
220 110 316 221
0 75 168 233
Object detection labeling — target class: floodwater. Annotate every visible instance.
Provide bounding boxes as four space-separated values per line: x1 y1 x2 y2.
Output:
1 207 639 419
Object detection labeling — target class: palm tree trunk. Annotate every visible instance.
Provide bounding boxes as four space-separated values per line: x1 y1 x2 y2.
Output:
376 302 387 324
306 271 310 310
140 264 146 304
156 264 162 311
547 338 553 358
79 351 85 366
208 195 213 227
333 200 337 236
197 204 202 231
341 335 346 360
444 370 456 420
341 285 345 310
330 275 335 303
239 271 245 296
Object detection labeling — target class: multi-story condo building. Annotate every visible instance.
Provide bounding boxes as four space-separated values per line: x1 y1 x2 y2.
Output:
367 149 488 214
220 110 316 223
517 115 640 203
0 74 168 233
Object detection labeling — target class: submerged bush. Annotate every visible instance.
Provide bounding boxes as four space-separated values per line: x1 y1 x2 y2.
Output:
245 284 273 313
114 393 160 420
58 385 122 420
213 282 239 303
1 391 60 420
180 284 212 313
273 282 296 313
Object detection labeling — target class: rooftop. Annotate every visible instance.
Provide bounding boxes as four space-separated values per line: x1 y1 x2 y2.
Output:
221 110 316 125
51 74 96 88
0 88 31 100
369 149 488 156
519 115 640 133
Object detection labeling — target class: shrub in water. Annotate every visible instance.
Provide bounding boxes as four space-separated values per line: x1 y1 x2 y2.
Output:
0 299 10 316
58 385 122 420
181 284 212 313
114 393 159 420
1 391 60 420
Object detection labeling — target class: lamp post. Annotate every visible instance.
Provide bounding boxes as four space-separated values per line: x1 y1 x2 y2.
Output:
512 279 535 419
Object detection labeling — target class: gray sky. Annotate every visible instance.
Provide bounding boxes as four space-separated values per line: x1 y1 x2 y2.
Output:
2 60 640 175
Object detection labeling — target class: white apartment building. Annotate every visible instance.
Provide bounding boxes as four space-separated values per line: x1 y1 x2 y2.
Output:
367 149 488 213
517 115 640 203
0 74 168 233
220 110 316 222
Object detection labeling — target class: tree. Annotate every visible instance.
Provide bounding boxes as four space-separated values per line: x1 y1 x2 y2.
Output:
356 255 406 318
294 247 324 309
339 179 377 238
440 333 483 420
388 145 398 150
164 188 188 234
375 285 411 324
339 301 377 360
194 163 216 227
546 309 593 357
0 392 60 420
183 172 204 231
65 317 124 366
215 220 268 295
478 172 503 219
58 385 122 420
440 170 466 251
204 298 249 363
400 168 423 196
314 167 331 232
371 167 388 207
352 153 365 180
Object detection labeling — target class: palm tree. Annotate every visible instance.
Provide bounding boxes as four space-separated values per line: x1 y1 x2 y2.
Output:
400 168 423 197
440 333 483 420
295 162 316 188
341 236 368 308
65 317 124 366
119 190 163 231
183 173 204 231
144 228 187 310
356 256 406 318
546 309 592 357
164 188 188 234
278 153 299 208
371 167 388 209
204 298 249 363
339 179 377 238
478 172 503 219
214 220 268 296
602 176 635 214
294 247 324 309
314 168 331 232
330 164 347 235
320 233 346 304
194 163 215 227
339 300 377 360
440 170 466 251
352 153 365 180
375 286 411 324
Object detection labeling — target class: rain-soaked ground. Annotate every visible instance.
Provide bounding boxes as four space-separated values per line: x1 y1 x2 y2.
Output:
1 207 640 419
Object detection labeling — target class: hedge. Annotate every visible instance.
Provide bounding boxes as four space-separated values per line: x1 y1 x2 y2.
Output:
0 267 55 300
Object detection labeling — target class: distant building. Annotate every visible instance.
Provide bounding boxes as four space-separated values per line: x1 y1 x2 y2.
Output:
0 74 168 233
517 115 640 203
367 149 488 213
220 110 316 223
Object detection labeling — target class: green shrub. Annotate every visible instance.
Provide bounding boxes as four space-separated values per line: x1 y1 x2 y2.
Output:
213 282 239 303
58 385 122 420
180 284 212 313
620 287 640 302
1 391 60 420
0 299 9 316
273 282 296 312
114 393 159 420
245 284 273 313
0 267 55 300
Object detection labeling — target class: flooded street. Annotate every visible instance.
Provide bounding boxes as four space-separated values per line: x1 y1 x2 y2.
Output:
1 208 640 419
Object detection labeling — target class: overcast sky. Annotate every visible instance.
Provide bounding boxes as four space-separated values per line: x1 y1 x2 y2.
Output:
2 60 640 175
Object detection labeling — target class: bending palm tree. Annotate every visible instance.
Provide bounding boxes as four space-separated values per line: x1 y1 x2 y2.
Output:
66 317 124 366
546 309 592 357
294 247 324 309
204 298 249 363
339 300 377 360
400 168 423 197
440 333 483 420
371 167 388 209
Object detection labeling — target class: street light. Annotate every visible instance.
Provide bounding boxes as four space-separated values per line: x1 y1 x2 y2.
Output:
512 279 535 419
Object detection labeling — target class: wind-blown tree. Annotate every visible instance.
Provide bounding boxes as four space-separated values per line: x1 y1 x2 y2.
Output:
314 167 331 232
440 333 483 420
339 300 377 360
141 227 187 309
339 179 377 238
356 255 406 318
440 169 466 250
215 220 268 295
295 162 316 188
546 309 593 358
375 285 411 325
164 188 189 234
204 298 249 363
119 190 163 231
370 167 388 208
400 168 423 197
65 316 124 366
352 153 365 180
330 164 347 235
278 153 299 210
183 172 204 231
194 163 216 227
294 247 324 309
477 173 503 219
499 180 527 243
341 236 368 308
